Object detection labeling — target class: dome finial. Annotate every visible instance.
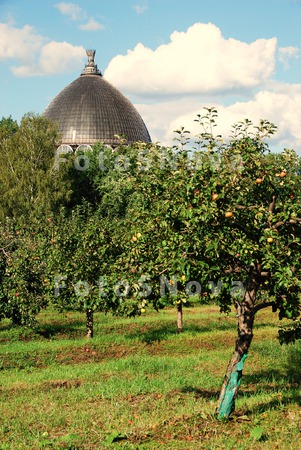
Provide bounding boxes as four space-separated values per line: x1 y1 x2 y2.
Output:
81 49 101 76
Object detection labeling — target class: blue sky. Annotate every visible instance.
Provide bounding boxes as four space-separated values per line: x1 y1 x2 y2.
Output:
1 0 301 153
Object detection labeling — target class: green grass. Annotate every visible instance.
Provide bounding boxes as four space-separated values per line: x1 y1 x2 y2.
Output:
0 306 300 449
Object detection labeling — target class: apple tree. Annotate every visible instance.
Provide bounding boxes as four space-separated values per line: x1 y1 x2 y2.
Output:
0 221 48 325
44 203 124 338
100 109 301 419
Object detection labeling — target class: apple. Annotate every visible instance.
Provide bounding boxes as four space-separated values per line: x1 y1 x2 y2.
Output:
225 211 233 218
140 308 146 313
267 237 274 243
211 193 219 201
136 232 142 238
255 178 263 184
180 275 186 282
15 292 20 297
280 171 287 178
132 236 137 242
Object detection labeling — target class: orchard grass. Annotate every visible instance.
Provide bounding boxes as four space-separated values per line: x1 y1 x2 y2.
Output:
0 306 300 449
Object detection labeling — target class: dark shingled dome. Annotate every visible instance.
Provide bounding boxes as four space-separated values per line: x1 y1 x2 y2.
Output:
43 50 151 147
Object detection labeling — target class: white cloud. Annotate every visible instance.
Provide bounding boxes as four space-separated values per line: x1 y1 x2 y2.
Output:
105 22 301 154
12 41 86 77
0 23 45 62
278 46 299 70
0 22 85 76
135 83 301 154
105 23 277 97
54 2 85 21
132 4 148 14
79 18 104 31
54 2 104 31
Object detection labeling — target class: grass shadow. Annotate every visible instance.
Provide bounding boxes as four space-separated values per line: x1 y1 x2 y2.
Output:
284 343 301 384
125 320 237 344
244 364 301 387
180 386 220 399
243 392 301 415
33 320 85 339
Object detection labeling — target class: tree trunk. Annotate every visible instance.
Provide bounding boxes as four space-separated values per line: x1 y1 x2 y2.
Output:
177 302 183 333
86 308 94 339
216 289 256 419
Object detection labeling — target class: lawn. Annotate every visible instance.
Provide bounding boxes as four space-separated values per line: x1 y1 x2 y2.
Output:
0 305 300 449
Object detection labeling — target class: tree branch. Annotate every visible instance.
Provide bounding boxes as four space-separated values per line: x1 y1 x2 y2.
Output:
254 301 277 314
272 218 301 229
269 195 277 214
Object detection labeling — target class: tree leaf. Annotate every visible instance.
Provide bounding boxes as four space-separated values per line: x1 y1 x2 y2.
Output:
250 425 264 441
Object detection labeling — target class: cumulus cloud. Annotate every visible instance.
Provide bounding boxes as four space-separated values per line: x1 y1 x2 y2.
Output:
105 22 301 153
135 83 301 154
0 23 45 62
105 23 277 97
54 2 85 21
0 21 85 76
79 18 104 31
278 46 299 69
12 41 86 77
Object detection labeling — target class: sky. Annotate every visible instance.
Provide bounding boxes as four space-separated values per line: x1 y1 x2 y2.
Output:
1 0 301 153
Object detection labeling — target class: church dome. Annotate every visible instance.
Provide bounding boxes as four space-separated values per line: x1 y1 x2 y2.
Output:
43 50 151 147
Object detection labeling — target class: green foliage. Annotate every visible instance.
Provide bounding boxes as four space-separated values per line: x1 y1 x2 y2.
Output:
46 109 301 334
0 115 18 140
44 204 122 318
94 111 301 324
2 108 300 345
250 425 265 441
0 113 72 223
0 221 48 325
278 319 301 344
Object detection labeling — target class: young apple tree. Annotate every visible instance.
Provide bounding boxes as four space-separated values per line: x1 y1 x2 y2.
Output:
45 204 122 338
0 222 48 325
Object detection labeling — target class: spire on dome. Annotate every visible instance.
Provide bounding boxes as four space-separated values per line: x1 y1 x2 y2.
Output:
81 49 102 76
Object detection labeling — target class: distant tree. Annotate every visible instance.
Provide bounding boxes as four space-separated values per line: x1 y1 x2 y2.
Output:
0 113 72 223
0 115 19 141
